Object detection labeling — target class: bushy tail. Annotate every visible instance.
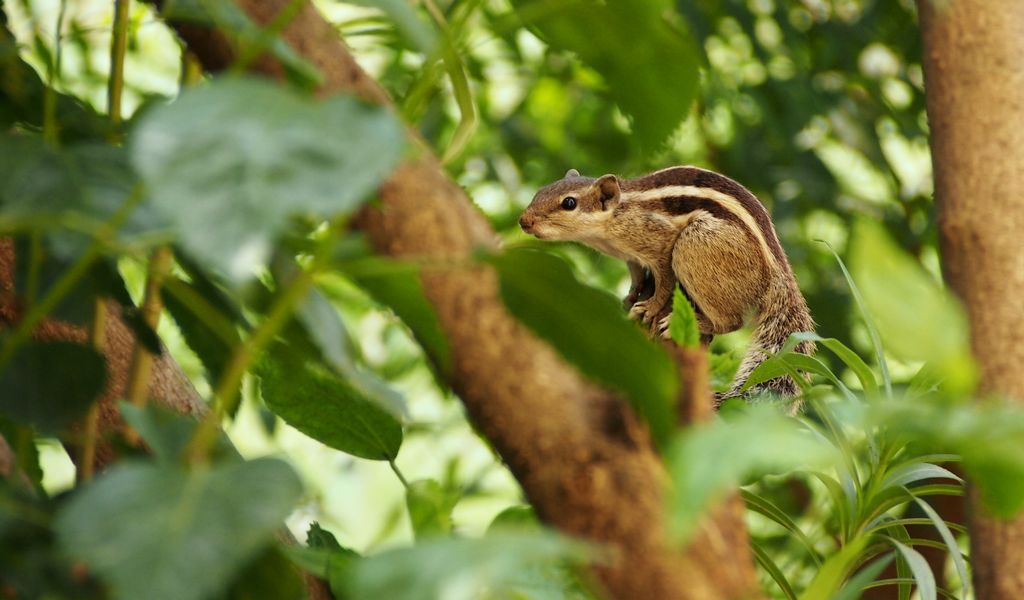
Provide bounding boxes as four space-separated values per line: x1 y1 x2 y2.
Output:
720 283 815 404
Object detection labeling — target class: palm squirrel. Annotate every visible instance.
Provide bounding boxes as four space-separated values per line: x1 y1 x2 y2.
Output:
518 166 815 400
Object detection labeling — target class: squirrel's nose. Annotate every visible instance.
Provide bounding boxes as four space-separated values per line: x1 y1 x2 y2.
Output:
519 214 534 232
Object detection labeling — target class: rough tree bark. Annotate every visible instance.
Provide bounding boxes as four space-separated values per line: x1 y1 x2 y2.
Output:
918 0 1024 597
0 239 205 467
152 1 763 598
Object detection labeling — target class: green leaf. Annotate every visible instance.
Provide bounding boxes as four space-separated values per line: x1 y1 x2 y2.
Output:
490 249 678 449
890 539 936 600
831 553 895 600
669 288 700 349
509 0 700 148
667 407 836 540
342 532 593 600
131 77 405 281
0 26 111 141
294 286 405 416
750 541 797 600
486 505 539 533
283 545 358 596
912 496 969 597
306 522 345 551
0 341 106 433
741 490 821 566
56 458 302 600
162 276 241 393
405 479 457 539
880 462 961 491
800 536 870 600
864 399 1024 516
0 136 166 260
347 258 451 377
256 340 403 461
227 545 306 600
849 221 976 394
821 240 892 398
119 402 237 464
785 332 877 394
347 0 438 53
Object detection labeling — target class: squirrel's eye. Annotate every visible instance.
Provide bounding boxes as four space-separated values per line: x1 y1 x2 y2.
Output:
561 196 577 210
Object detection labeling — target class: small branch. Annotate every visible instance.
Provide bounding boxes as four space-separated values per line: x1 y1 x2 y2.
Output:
186 266 315 463
108 0 132 129
43 0 69 144
124 246 173 407
78 299 108 482
0 186 143 370
388 458 409 489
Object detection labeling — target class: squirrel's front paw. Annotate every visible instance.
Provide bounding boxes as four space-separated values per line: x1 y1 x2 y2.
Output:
628 300 650 322
629 299 665 325
656 314 672 339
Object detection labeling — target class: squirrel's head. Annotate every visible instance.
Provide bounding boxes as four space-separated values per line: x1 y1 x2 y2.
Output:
519 169 621 240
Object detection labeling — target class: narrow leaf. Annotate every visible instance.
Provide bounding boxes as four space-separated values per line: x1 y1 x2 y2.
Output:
890 539 936 600
912 496 969 596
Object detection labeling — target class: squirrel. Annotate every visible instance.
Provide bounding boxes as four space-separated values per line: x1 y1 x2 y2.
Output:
518 166 815 400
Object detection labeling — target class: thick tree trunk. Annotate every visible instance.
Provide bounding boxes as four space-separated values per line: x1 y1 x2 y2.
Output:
152 2 763 598
918 1 1024 597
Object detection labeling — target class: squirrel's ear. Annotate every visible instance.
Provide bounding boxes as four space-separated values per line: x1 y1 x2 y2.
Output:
596 174 620 210
565 168 580 178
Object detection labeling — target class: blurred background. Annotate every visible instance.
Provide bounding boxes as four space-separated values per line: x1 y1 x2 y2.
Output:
8 0 934 561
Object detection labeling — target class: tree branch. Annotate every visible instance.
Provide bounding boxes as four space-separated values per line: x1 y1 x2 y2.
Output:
154 3 762 597
918 1 1024 597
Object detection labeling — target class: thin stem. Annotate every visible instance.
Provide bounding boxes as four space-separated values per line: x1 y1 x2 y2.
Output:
42 0 69 144
78 299 107 482
388 458 409 489
186 268 316 463
108 0 132 130
24 232 43 309
124 246 173 409
180 48 203 87
230 0 306 74
0 186 145 371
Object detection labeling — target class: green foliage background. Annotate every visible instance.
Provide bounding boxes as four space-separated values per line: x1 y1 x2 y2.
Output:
2 0 1015 599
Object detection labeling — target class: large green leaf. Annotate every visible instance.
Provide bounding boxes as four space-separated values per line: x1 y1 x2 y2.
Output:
509 0 699 148
256 340 403 461
667 406 836 539
293 285 406 416
342 532 593 600
119 402 238 464
0 341 106 433
130 77 405 281
55 458 302 600
0 136 165 254
490 249 678 449
849 221 975 394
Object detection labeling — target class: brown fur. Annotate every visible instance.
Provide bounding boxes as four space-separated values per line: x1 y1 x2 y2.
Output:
520 166 815 401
